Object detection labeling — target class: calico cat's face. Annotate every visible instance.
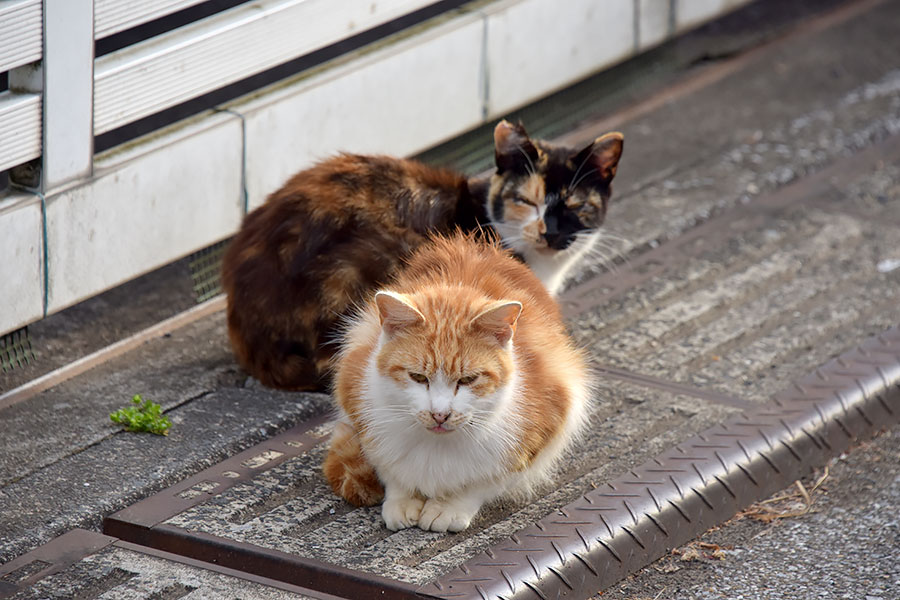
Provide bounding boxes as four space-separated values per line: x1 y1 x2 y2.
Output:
370 289 520 435
487 120 624 257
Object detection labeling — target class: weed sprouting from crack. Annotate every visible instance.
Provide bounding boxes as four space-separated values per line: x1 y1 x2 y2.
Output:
110 394 172 436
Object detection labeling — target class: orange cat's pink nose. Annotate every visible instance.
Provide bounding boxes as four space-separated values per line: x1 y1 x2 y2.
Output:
431 412 449 425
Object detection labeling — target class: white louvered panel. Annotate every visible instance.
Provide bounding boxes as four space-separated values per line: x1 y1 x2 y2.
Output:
94 0 210 38
0 0 42 71
93 0 436 135
0 92 41 172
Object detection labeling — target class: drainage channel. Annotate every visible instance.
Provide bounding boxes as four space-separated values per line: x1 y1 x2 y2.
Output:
80 328 898 600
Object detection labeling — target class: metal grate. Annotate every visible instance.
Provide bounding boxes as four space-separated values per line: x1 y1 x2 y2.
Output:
0 327 34 373
188 240 228 303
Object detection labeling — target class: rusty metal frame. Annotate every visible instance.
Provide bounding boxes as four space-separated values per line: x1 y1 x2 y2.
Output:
107 523 421 600
0 529 347 600
0 529 116 598
103 412 422 599
420 327 900 599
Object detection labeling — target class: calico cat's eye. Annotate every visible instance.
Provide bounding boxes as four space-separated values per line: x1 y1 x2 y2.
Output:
512 196 535 207
409 372 429 384
457 374 478 386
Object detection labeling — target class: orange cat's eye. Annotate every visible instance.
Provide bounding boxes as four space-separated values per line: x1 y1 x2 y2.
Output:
457 375 478 386
409 372 429 384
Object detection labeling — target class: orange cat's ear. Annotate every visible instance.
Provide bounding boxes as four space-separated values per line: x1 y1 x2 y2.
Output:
471 300 523 346
494 120 538 173
572 132 624 185
375 291 425 336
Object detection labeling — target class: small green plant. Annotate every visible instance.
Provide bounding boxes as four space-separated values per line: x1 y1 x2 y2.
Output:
110 394 171 435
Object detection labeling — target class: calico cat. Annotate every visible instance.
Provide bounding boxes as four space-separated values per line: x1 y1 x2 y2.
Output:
323 234 591 532
222 120 622 391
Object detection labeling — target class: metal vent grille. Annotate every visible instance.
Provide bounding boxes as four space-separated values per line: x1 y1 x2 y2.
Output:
188 240 228 303
0 327 33 373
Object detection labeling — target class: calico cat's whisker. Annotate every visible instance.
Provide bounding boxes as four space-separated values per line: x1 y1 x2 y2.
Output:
586 230 630 251
584 243 621 265
497 230 527 242
568 149 596 193
586 243 622 258
593 255 619 274
516 145 536 176
569 167 600 191
594 232 631 246
488 222 518 237
593 238 631 264
588 251 623 271
594 244 628 261
502 236 527 247
589 237 626 253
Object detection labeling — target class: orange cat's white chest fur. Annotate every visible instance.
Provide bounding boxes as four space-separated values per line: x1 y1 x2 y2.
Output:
327 235 591 533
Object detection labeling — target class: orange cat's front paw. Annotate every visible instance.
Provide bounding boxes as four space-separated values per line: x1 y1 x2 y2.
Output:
418 499 476 533
382 496 424 531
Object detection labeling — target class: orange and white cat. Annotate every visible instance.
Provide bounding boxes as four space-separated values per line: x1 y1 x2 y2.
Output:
323 234 591 532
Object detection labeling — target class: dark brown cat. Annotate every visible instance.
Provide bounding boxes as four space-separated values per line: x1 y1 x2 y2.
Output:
222 120 623 391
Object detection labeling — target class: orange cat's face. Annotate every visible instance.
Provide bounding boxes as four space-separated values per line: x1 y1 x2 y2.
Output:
371 289 521 434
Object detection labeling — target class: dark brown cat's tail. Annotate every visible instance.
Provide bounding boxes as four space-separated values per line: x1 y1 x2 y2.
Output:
323 421 385 507
224 305 331 391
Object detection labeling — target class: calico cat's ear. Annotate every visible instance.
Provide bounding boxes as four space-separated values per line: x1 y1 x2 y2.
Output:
494 120 538 173
375 291 425 336
571 131 624 185
471 300 523 346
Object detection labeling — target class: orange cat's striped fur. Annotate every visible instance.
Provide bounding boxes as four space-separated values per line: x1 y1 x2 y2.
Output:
323 234 591 532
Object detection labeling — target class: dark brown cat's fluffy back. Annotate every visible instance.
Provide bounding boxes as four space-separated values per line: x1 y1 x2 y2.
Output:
222 154 486 390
